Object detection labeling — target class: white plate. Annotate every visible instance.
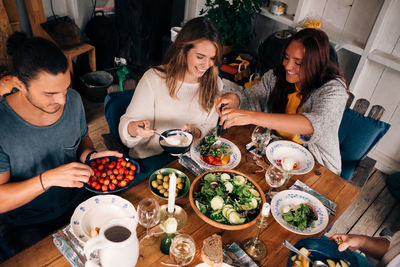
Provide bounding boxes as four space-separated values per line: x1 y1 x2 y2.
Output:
271 190 329 235
70 195 137 243
190 137 241 170
265 140 314 175
195 263 232 267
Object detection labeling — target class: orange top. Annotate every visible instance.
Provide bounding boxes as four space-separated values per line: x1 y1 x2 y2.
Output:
275 85 303 144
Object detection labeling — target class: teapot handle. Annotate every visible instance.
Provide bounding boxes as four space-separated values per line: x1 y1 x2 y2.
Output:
83 234 112 260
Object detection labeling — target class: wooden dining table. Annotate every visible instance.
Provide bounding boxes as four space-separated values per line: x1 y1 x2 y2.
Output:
1 125 360 267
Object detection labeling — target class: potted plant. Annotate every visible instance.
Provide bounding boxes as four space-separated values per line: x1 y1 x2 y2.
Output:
200 0 262 50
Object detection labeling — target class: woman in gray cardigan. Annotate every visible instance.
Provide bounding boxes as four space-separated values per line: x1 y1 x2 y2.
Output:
217 29 348 174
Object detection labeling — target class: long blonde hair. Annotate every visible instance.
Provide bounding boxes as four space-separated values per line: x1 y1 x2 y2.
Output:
154 17 222 112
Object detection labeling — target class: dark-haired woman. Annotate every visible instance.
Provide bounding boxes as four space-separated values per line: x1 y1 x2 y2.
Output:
217 28 348 174
119 17 222 159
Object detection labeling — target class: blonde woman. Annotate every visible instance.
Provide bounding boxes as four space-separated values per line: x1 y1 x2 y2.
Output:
119 17 223 171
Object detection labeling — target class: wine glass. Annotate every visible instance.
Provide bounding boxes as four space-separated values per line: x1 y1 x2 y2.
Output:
169 234 196 266
265 164 290 200
251 126 271 158
137 197 161 246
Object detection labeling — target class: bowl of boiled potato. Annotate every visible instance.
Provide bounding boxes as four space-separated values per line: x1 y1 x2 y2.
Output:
149 168 190 200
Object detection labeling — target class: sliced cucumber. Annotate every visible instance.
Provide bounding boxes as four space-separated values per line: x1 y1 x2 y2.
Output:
233 175 246 185
220 173 231 181
250 198 258 209
210 195 224 210
228 211 241 224
237 218 246 224
224 181 233 193
225 208 236 218
249 188 260 197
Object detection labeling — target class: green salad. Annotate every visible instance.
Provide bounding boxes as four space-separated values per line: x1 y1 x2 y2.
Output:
282 203 317 230
193 172 261 225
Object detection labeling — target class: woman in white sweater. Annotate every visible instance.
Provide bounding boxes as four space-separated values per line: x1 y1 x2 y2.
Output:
119 17 223 160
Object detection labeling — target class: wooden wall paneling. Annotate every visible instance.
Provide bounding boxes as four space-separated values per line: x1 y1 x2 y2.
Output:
374 103 400 162
352 60 384 98
342 0 383 46
373 0 400 54
369 67 400 122
295 0 324 23
322 0 353 32
392 37 400 58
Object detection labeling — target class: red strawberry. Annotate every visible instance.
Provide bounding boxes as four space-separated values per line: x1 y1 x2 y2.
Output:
101 185 108 191
112 179 118 185
95 184 101 190
130 165 136 171
116 174 124 181
108 184 116 191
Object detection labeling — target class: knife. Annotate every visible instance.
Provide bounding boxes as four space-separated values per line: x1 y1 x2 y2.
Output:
58 229 87 264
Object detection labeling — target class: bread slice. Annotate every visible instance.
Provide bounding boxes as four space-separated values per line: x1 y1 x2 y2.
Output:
201 234 223 267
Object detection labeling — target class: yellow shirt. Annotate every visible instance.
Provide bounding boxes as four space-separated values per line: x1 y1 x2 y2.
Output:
275 86 303 144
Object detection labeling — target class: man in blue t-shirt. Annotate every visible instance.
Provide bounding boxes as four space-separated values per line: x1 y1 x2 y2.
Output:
0 33 122 261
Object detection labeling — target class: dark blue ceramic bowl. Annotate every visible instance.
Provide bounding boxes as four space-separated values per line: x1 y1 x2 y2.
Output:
84 156 140 194
159 129 193 155
286 238 359 267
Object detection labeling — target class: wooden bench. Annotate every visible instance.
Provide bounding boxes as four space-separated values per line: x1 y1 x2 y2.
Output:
346 92 385 188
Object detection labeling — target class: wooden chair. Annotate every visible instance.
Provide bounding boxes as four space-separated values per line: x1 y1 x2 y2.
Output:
341 92 388 188
23 0 96 79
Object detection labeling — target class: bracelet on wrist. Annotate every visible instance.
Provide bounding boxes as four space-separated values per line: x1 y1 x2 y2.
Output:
85 150 97 163
39 173 47 192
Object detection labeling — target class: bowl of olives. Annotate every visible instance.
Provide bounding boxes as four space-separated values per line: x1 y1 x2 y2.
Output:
149 168 190 200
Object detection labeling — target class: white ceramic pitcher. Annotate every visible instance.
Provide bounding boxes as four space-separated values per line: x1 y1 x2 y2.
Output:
84 218 139 267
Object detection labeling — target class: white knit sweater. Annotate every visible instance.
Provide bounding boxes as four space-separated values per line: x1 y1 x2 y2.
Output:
119 68 221 159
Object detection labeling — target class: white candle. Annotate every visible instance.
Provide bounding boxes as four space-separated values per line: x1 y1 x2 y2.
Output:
168 172 177 213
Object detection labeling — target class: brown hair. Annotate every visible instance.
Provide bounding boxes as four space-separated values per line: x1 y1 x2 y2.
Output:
268 28 347 113
154 17 222 112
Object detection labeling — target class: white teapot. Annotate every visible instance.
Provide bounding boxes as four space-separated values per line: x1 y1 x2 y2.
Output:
84 218 139 267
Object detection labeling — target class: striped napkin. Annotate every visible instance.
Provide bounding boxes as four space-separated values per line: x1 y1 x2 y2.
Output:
52 225 84 267
224 242 259 267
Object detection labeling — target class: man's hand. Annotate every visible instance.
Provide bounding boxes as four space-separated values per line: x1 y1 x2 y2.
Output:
41 162 94 189
127 120 154 138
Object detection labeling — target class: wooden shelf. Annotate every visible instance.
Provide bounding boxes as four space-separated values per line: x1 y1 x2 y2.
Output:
368 49 400 72
259 7 365 56
259 7 296 28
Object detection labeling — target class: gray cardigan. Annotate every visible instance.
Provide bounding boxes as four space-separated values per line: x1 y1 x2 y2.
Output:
223 70 348 175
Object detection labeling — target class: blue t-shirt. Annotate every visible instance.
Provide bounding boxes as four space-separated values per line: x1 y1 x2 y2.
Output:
0 89 88 225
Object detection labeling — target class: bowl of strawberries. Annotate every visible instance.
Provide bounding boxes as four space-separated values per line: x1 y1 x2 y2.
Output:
85 156 140 194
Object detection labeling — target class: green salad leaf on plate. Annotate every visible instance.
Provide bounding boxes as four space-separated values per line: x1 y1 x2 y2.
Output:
282 203 318 230
193 172 261 225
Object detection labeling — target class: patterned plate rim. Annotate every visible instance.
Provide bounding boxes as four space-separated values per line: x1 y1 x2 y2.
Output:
70 194 137 243
190 137 241 170
271 189 329 235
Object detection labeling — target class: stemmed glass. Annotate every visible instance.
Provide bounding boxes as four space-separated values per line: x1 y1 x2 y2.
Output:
137 197 161 246
251 126 271 158
265 164 290 200
168 234 196 267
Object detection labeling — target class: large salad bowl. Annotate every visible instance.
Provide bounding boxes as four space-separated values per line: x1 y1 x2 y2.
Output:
189 169 266 230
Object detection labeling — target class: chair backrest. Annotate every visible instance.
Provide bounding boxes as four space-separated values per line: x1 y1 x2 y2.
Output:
339 93 390 180
104 89 135 142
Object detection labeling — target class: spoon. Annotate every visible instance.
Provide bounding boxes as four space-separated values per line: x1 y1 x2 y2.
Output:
137 125 180 146
283 240 328 267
